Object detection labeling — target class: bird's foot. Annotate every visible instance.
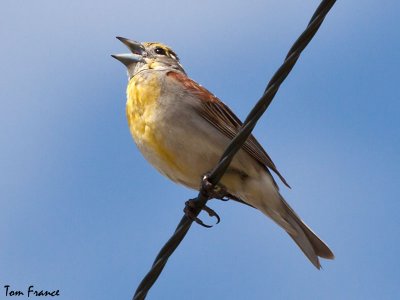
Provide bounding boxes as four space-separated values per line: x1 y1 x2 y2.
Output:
184 199 220 228
201 174 230 201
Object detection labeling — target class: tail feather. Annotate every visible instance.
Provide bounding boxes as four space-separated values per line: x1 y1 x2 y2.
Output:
297 218 335 260
281 197 334 268
230 172 333 268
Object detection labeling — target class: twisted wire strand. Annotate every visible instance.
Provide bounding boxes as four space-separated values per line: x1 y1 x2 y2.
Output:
133 1 336 299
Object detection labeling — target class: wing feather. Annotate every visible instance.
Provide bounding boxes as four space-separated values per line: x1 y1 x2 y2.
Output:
167 71 290 188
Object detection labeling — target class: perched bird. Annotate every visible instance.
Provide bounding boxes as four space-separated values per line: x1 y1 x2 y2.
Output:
112 37 334 269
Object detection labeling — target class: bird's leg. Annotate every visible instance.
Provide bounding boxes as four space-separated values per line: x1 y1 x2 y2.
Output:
201 174 249 205
201 174 230 201
184 199 220 228
183 174 229 228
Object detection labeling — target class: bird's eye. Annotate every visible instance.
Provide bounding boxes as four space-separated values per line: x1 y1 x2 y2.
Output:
155 47 166 55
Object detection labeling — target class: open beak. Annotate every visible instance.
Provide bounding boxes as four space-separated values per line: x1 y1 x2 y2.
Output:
116 37 146 55
111 53 143 66
111 36 146 66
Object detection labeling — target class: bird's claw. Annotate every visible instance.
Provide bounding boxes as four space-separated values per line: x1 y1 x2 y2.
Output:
184 199 220 228
202 205 221 224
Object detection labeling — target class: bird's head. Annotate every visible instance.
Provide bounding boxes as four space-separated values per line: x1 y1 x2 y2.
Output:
112 37 185 79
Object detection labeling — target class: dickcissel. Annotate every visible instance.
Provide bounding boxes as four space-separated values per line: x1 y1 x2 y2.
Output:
112 37 334 269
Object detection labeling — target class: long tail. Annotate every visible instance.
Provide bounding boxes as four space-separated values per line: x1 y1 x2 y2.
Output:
277 195 334 269
249 188 334 268
226 170 334 268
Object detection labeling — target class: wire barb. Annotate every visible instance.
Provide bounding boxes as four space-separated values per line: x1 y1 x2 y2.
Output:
132 1 336 299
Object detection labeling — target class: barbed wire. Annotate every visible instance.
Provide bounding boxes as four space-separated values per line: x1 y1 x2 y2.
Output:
132 1 336 299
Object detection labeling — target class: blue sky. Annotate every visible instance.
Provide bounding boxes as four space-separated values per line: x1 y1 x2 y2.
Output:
1 0 399 299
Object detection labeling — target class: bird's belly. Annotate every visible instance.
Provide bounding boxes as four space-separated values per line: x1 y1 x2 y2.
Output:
135 130 201 187
140 123 220 189
128 112 229 189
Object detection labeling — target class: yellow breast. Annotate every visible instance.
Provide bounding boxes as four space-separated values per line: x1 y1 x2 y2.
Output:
126 74 181 173
126 74 159 138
